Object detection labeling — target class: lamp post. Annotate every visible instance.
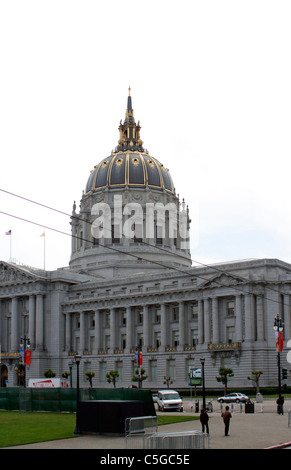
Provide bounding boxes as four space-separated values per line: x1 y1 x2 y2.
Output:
20 336 30 388
200 357 206 409
74 354 81 435
273 315 284 402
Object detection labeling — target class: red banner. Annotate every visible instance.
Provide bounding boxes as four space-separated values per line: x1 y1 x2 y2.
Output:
25 350 31 365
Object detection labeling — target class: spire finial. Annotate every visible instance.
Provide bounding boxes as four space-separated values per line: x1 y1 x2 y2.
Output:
128 85 131 96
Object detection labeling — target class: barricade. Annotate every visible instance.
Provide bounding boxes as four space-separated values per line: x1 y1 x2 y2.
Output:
125 417 209 450
125 415 158 436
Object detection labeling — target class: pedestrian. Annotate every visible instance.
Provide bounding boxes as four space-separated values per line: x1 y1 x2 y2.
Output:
221 405 232 436
200 408 209 434
276 396 284 415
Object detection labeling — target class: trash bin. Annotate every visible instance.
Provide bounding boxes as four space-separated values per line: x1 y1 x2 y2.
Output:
245 401 255 413
195 399 199 413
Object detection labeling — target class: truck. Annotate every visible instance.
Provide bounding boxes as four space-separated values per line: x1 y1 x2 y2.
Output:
28 378 69 388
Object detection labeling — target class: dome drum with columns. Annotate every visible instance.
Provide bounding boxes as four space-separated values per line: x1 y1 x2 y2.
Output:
70 90 192 278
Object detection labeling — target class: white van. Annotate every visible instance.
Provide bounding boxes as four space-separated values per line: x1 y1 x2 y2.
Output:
156 390 183 412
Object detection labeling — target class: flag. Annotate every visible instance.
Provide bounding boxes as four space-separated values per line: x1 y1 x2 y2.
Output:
275 331 284 352
25 350 31 365
5 230 11 235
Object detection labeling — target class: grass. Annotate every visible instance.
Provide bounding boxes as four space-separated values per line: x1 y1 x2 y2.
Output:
0 411 199 448
0 411 77 448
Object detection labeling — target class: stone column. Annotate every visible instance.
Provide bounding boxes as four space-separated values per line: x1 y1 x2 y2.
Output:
212 297 219 344
244 293 254 342
235 295 242 342
94 309 101 353
65 312 71 352
178 301 185 351
160 303 167 351
198 299 204 345
110 308 116 352
204 298 210 344
11 297 19 352
143 305 150 351
80 311 86 353
125 306 132 353
35 294 44 350
256 294 264 341
28 295 36 349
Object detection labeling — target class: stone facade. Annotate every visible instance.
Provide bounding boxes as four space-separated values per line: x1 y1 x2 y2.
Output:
1 92 290 390
0 258 290 389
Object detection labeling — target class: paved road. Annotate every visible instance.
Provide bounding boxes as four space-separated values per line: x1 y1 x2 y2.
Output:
5 399 291 450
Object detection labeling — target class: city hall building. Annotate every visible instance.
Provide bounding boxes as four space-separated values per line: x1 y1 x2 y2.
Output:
0 91 290 390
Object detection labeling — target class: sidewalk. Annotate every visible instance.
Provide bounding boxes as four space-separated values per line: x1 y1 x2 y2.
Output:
6 399 291 450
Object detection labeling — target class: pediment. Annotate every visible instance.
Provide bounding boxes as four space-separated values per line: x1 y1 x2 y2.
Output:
0 261 44 286
200 273 245 289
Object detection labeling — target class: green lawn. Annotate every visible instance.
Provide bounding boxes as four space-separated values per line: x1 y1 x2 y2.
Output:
0 411 199 448
0 411 77 448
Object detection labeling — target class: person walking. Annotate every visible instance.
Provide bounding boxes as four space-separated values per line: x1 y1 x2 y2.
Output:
200 408 209 434
221 405 232 436
276 396 284 415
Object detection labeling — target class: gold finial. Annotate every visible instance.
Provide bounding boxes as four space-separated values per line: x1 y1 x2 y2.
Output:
128 85 131 96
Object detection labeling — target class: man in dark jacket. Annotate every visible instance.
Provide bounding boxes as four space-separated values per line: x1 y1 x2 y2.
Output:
200 408 209 434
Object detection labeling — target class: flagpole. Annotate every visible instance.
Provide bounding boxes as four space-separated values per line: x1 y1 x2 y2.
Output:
40 230 46 270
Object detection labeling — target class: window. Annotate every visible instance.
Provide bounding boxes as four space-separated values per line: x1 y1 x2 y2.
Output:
226 326 235 344
133 223 143 243
75 315 80 329
155 225 163 245
172 305 179 322
167 359 176 381
191 328 198 347
150 360 157 382
227 301 235 316
154 308 161 324
192 303 198 320
172 330 179 348
154 331 161 348
111 224 121 243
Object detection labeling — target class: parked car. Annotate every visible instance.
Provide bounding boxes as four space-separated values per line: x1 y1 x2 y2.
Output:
217 392 249 403
156 390 183 412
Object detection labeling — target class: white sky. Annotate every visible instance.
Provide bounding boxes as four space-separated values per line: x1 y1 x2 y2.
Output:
0 0 291 271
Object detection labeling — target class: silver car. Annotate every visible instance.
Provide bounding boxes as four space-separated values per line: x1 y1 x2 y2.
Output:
217 392 249 403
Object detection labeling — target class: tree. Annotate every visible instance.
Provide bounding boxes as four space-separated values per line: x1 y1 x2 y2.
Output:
216 367 234 395
62 371 70 379
106 370 119 388
247 370 263 394
132 367 148 388
85 371 95 388
44 369 56 378
163 376 173 388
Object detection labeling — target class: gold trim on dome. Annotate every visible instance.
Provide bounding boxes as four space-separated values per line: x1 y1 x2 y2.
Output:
132 158 139 167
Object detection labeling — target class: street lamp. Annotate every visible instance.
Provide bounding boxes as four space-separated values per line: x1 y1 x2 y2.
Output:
74 354 81 435
200 357 206 409
20 337 30 388
273 315 284 402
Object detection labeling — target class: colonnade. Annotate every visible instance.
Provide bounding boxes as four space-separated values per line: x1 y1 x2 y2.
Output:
0 294 45 352
64 291 267 356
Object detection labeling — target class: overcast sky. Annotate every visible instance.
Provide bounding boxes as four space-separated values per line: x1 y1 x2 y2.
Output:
0 0 291 272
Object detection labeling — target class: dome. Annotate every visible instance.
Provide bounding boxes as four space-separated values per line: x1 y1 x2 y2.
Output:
85 151 174 194
85 88 175 195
